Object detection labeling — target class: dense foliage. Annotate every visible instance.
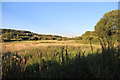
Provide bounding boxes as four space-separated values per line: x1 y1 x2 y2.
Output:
1 29 68 42
95 10 120 48
81 31 98 42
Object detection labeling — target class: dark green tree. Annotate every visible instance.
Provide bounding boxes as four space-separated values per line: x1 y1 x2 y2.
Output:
95 10 120 49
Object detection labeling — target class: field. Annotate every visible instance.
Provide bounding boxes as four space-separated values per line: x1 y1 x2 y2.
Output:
2 40 120 78
2 40 101 53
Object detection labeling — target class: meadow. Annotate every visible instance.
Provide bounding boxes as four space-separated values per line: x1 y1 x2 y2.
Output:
2 40 120 78
2 40 101 53
1 9 120 79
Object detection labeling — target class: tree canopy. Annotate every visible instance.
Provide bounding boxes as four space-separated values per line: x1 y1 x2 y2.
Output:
95 10 120 39
94 10 120 48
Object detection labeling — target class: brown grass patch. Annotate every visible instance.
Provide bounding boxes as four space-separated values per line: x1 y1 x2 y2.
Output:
2 40 101 53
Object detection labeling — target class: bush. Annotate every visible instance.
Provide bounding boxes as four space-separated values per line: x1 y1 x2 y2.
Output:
29 37 38 40
57 38 62 41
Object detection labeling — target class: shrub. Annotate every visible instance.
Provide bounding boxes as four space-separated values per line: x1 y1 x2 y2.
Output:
57 38 62 41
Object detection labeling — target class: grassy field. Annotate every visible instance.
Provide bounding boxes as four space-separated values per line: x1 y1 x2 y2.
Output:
2 40 120 78
2 40 101 53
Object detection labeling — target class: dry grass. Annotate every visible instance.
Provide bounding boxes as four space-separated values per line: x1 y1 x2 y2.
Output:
2 40 101 54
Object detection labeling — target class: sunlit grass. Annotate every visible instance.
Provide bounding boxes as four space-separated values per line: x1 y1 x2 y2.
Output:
2 40 101 54
2 40 119 78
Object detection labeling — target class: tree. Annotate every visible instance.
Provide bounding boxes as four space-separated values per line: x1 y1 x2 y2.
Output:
2 32 14 40
95 10 120 49
81 31 98 41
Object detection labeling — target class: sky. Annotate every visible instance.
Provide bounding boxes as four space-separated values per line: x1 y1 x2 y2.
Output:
2 2 118 37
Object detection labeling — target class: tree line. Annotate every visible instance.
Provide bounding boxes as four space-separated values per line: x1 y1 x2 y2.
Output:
0 29 69 42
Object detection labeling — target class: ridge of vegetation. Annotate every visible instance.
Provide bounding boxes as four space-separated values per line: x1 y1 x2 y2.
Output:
0 28 68 42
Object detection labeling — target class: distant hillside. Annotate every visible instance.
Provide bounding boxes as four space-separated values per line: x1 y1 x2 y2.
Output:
0 28 68 42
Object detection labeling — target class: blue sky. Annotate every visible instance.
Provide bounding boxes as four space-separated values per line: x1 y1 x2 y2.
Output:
2 2 118 37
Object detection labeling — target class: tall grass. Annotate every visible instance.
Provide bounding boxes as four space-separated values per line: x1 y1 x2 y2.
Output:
2 43 120 78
